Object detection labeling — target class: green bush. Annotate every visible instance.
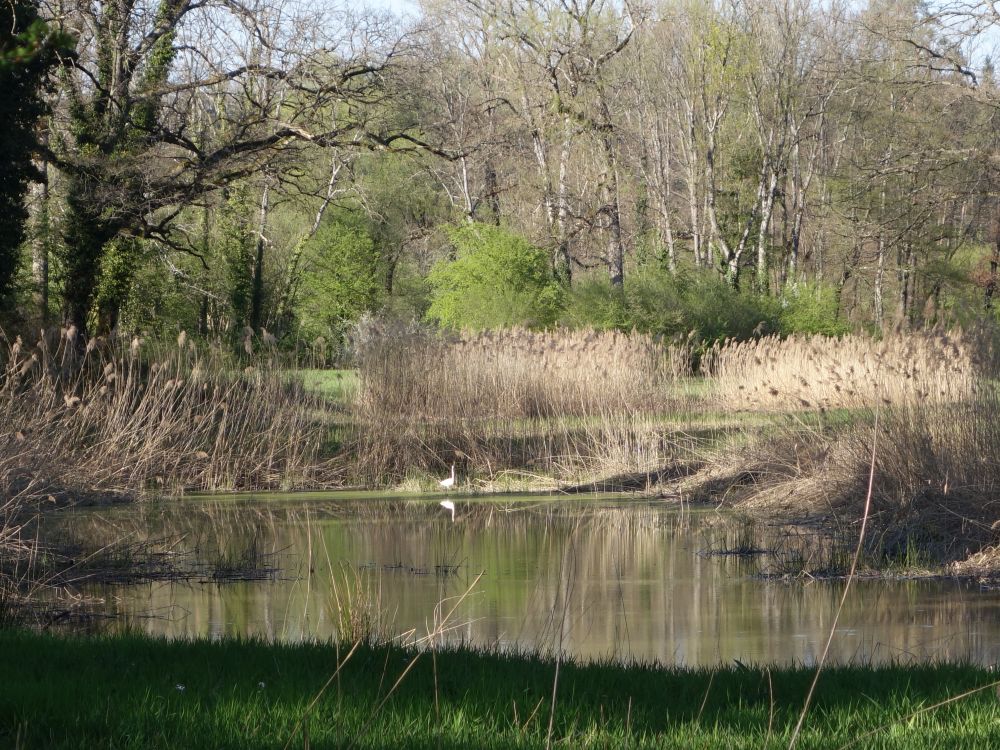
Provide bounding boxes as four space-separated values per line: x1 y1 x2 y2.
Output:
426 224 564 330
778 281 850 335
561 265 780 344
560 277 631 330
381 260 432 323
297 220 384 343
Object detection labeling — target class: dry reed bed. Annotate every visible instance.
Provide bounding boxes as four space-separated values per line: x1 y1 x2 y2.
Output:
351 324 695 484
356 325 691 420
704 330 995 411
687 389 1000 567
0 327 336 501
0 327 340 618
673 328 1000 567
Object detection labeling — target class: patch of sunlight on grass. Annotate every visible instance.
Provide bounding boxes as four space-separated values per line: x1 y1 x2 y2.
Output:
298 368 358 404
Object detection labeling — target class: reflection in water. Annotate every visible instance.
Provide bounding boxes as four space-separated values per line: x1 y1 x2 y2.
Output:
44 495 1000 666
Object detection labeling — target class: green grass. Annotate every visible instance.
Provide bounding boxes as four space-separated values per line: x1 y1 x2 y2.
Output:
3 630 1000 748
298 368 359 404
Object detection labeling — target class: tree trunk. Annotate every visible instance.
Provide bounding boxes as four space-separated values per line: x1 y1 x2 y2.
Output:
874 236 886 329
62 179 119 336
986 211 1000 311
896 242 914 328
483 161 501 225
755 166 778 293
555 117 572 285
705 125 738 286
199 294 209 337
835 245 861 320
596 90 625 287
601 129 625 287
683 107 703 266
29 159 49 323
785 130 820 286
249 177 271 332
652 115 677 272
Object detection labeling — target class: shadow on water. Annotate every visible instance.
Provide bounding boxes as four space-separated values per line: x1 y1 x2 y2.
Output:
29 493 1000 667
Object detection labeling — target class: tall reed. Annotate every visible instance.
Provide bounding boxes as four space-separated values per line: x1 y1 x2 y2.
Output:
0 327 338 500
667 324 1000 567
704 329 995 411
837 392 1000 560
703 379 1000 565
351 322 695 484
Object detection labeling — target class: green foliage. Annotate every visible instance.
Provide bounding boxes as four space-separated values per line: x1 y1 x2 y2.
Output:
426 224 564 330
318 153 446 327
563 265 780 344
381 260 431 322
52 0 202 334
0 0 66 307
92 237 144 331
778 282 851 336
59 180 118 330
563 267 853 343
0 18 70 72
561 277 631 330
924 243 994 328
355 153 452 250
114 254 204 337
634 266 780 341
218 185 257 329
297 219 383 343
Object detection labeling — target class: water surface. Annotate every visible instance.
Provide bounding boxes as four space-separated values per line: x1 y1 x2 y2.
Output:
48 493 1000 667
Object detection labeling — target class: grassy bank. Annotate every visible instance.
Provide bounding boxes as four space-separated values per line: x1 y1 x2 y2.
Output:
0 328 339 501
3 630 1000 748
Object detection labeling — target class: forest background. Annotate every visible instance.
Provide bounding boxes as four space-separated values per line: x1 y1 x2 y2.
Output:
4 0 1000 358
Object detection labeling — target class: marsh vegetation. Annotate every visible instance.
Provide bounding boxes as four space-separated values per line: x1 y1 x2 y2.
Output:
3 321 1000 747
6 320 1000 606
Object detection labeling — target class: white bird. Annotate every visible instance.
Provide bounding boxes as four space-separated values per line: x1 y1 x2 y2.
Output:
440 499 456 522
439 463 455 490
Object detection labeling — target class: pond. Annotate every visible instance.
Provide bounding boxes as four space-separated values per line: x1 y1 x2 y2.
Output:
43 493 1000 667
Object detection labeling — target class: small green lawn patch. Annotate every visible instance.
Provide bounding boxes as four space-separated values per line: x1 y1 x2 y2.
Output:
2 630 1000 748
298 368 359 404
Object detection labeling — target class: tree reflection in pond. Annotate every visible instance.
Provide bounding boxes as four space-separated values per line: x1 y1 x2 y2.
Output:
39 494 1000 667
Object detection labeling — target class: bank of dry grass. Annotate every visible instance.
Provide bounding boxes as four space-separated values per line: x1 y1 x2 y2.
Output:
9 320 998 572
0 328 343 616
685 390 1000 567
351 323 696 485
0 327 338 501
656 327 1000 568
356 324 691 420
704 329 995 411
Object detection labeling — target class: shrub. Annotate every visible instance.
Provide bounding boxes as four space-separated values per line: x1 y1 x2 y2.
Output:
426 224 564 330
561 265 780 344
559 277 631 330
297 220 384 344
778 282 850 336
381 261 431 323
